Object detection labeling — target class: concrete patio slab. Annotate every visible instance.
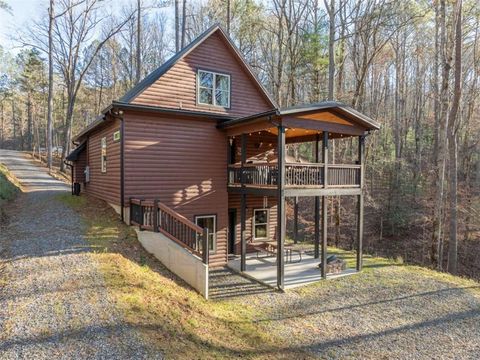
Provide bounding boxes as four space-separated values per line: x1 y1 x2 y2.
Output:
228 253 357 289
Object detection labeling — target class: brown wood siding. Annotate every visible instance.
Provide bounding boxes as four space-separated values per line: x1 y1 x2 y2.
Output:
228 194 278 254
132 31 273 117
123 110 228 267
232 131 278 163
84 118 121 206
73 149 87 183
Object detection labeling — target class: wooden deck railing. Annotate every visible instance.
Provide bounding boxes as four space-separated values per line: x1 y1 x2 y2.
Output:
130 198 209 264
228 162 360 188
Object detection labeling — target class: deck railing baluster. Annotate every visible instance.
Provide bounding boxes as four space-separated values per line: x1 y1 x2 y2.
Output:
227 163 361 187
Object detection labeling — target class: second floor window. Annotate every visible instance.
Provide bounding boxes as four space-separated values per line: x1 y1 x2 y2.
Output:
197 70 230 108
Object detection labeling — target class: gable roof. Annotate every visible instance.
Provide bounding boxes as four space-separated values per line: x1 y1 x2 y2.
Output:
119 24 278 109
218 101 380 131
280 101 380 130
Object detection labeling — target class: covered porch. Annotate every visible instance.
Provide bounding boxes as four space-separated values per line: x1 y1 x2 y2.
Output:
219 101 380 291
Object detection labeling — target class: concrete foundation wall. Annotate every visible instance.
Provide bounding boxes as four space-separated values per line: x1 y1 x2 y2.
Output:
135 229 209 298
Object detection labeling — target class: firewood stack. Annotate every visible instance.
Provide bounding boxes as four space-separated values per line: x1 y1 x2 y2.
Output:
318 255 347 274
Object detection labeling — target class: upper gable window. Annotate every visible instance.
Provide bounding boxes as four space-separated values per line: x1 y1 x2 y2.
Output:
197 70 230 108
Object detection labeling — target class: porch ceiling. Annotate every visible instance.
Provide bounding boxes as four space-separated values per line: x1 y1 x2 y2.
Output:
219 101 380 141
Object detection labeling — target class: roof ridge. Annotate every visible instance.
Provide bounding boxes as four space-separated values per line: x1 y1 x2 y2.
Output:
118 23 278 109
119 24 221 103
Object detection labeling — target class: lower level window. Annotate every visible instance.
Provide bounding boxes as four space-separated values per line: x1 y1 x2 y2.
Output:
254 209 269 241
195 215 216 253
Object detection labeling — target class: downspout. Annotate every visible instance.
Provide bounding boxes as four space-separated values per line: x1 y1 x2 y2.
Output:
120 112 125 222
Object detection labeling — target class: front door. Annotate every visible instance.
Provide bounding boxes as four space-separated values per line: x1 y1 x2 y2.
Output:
228 208 236 255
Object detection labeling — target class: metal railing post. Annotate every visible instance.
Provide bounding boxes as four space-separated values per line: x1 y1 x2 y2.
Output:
139 199 144 231
153 199 159 232
129 197 133 225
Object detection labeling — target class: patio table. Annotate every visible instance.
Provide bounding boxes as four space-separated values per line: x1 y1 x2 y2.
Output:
264 242 303 263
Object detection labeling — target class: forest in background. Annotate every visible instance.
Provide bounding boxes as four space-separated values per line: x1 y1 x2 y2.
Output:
0 0 478 279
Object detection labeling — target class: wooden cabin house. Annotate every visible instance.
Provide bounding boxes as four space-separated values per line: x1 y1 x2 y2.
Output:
67 25 379 296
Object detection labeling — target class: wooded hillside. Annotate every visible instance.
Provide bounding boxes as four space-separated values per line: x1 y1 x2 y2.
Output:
0 0 478 278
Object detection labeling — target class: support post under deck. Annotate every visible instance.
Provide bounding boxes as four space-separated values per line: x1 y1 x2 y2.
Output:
277 125 286 290
314 133 320 258
293 196 298 244
321 131 329 279
240 133 247 272
357 135 365 271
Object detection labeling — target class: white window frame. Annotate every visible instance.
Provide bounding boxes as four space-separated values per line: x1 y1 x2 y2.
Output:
195 214 217 253
101 137 107 173
253 208 269 241
197 70 231 108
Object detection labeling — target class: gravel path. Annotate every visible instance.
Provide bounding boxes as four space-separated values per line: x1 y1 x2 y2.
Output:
231 266 480 359
0 150 162 359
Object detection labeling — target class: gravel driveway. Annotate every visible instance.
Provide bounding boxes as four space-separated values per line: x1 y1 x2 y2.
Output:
0 150 161 359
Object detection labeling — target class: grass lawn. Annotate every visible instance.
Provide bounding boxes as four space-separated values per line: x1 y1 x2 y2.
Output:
59 193 480 359
0 163 21 210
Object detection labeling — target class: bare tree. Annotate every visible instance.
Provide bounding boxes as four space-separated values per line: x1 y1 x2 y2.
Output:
175 0 180 52
44 0 134 170
135 0 142 84
447 0 463 274
47 0 55 170
324 0 335 101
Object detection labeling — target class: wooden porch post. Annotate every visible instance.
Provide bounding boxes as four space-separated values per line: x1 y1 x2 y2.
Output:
321 131 329 279
314 133 320 258
293 196 298 244
277 125 286 290
357 135 365 271
240 133 247 272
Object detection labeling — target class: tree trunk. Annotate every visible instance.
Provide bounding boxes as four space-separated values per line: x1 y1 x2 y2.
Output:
27 93 33 151
135 0 141 84
60 90 75 172
447 0 462 275
47 0 54 170
431 0 450 270
0 101 4 147
181 0 187 48
226 0 231 35
175 0 180 52
325 0 335 100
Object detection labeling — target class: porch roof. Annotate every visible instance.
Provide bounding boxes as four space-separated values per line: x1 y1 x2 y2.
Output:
218 101 380 140
65 140 86 162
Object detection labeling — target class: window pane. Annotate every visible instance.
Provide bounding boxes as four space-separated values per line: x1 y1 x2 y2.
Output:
215 89 229 107
255 210 268 224
196 216 216 252
199 88 213 104
216 74 229 91
209 234 215 250
197 217 214 232
199 71 213 88
255 224 267 238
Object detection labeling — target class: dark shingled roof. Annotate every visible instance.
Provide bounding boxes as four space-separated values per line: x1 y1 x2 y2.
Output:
66 141 86 162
